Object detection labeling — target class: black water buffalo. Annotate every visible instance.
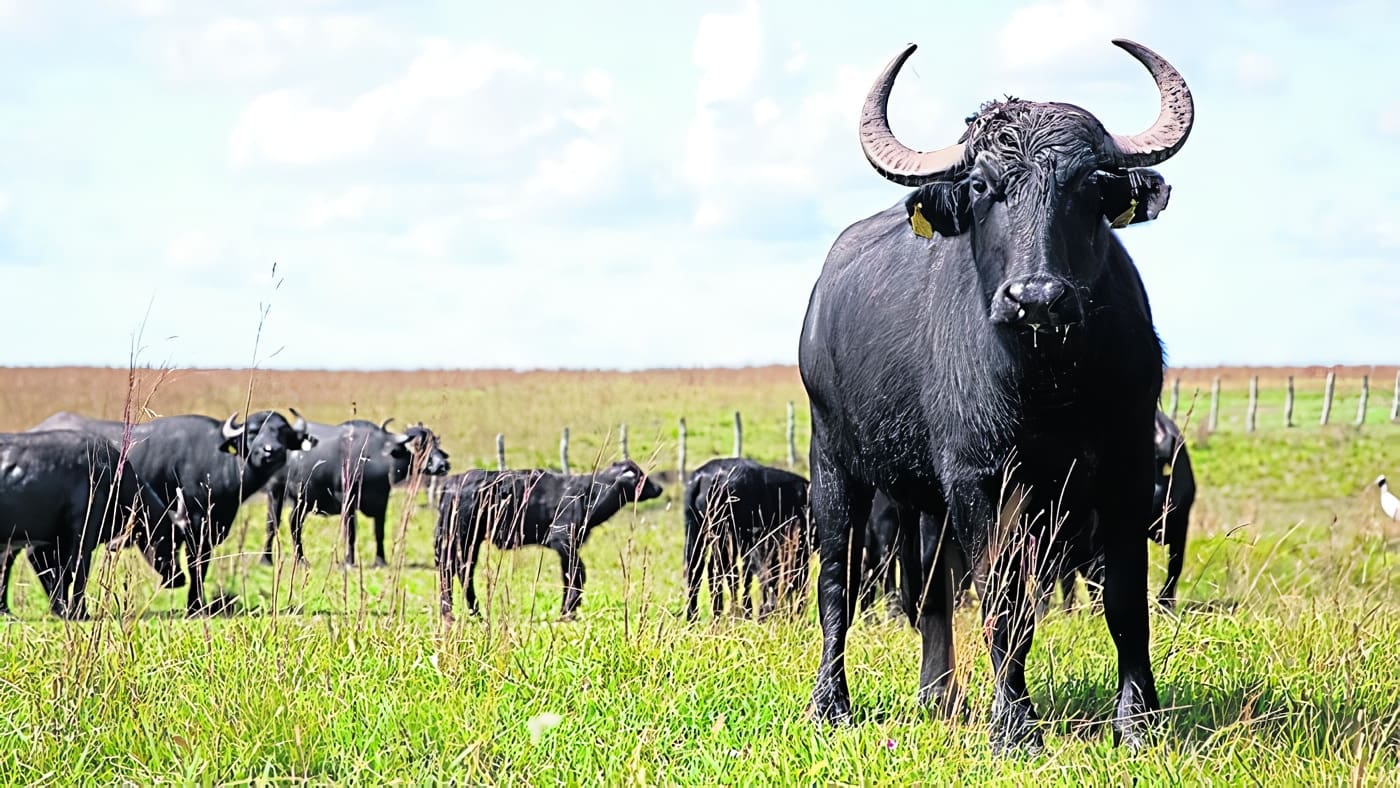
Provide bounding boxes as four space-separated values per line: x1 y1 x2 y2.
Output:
799 39 1193 751
1053 410 1197 611
0 430 187 619
262 418 448 567
436 460 662 621
33 409 315 614
682 458 811 621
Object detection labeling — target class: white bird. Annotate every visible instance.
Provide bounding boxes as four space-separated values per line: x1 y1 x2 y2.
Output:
1376 475 1400 521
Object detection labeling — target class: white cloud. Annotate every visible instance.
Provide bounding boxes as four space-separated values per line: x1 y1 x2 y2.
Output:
693 1 762 105
229 40 612 168
305 186 372 228
166 229 217 269
1379 103 1400 136
524 138 618 198
998 0 1145 73
1234 51 1281 89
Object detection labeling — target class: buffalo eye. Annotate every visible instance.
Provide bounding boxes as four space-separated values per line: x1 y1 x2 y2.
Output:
969 177 989 196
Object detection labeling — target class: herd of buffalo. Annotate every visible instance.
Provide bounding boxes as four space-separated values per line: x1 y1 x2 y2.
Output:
3 37 1204 750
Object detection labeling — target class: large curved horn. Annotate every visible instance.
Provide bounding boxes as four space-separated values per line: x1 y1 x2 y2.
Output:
289 407 307 434
859 43 966 186
380 418 395 431
1102 39 1194 169
220 412 244 441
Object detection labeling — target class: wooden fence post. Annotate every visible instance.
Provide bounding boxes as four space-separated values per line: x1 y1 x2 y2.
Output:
495 434 506 471
1321 370 1335 425
678 418 688 485
1208 377 1221 432
733 411 743 458
1168 377 1181 422
620 423 629 461
1356 375 1370 426
1246 376 1258 433
786 401 797 468
1284 375 1295 428
560 427 570 474
1392 370 1400 422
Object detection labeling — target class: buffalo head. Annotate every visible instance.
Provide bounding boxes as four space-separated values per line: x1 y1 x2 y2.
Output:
221 410 317 470
860 39 1191 333
405 423 451 477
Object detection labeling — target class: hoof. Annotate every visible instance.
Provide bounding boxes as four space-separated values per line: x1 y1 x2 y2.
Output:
373 557 388 569
990 705 1043 755
919 686 968 722
806 691 853 727
259 554 275 567
1112 715 1158 752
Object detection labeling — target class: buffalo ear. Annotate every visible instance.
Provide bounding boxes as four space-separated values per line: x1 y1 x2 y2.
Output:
904 181 971 238
1100 168 1171 227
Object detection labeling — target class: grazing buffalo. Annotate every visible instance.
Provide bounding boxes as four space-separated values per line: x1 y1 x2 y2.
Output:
263 418 449 567
799 39 1192 751
436 460 662 621
1053 410 1197 611
33 409 315 614
682 458 811 621
0 430 187 619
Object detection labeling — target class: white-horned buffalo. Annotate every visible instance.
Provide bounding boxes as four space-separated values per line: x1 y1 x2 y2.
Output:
799 39 1193 751
33 409 315 615
262 418 449 567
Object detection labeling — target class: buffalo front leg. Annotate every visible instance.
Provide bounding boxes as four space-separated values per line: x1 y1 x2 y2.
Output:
261 489 284 565
372 515 388 568
0 546 18 615
288 505 311 567
1099 445 1162 749
807 447 872 725
955 480 1041 753
185 524 213 616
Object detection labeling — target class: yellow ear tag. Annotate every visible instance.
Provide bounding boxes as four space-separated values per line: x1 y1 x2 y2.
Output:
1110 197 1138 229
1161 462 1173 477
910 203 934 239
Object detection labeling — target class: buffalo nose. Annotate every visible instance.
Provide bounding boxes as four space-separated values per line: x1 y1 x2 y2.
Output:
994 276 1073 326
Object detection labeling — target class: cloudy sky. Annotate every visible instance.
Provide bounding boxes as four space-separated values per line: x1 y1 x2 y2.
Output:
0 1 1395 370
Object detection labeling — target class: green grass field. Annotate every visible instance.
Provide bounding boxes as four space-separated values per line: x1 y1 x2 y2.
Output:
1 367 1397 783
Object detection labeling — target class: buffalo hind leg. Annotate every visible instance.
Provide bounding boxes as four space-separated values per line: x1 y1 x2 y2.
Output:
807 443 872 726
557 543 586 620
912 510 963 719
682 509 706 621
1157 514 1187 609
342 512 359 568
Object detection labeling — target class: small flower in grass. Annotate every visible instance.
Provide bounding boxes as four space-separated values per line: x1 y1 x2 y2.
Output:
527 712 563 744
884 737 897 752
